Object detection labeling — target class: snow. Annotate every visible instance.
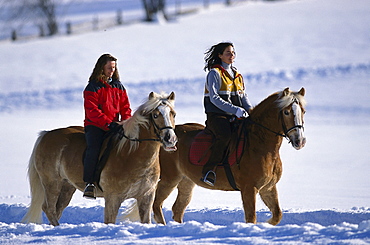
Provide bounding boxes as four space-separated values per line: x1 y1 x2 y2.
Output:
0 0 370 244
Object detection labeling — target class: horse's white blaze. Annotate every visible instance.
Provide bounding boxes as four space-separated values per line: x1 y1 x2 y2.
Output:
158 105 173 128
292 102 302 127
158 104 177 145
291 101 305 149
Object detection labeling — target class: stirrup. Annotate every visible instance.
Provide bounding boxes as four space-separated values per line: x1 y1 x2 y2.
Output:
202 170 216 187
83 183 96 200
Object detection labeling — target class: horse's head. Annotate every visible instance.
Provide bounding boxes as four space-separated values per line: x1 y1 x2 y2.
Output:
117 92 177 153
277 87 306 150
146 91 178 151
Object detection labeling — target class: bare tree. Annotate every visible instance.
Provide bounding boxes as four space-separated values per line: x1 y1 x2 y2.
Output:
142 0 167 22
2 0 59 37
22 0 58 36
36 0 58 35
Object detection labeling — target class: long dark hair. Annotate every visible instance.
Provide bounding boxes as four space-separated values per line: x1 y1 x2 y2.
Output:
204 42 234 71
89 54 120 82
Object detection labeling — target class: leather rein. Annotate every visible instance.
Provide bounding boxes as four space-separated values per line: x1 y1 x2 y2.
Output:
248 101 304 143
119 110 175 143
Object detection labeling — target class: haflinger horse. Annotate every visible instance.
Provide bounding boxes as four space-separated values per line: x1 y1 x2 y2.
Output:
22 92 177 226
153 87 306 225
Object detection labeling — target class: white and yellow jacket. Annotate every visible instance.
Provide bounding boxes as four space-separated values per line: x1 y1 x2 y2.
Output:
204 62 252 115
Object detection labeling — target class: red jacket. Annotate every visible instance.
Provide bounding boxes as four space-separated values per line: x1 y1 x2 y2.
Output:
83 79 132 131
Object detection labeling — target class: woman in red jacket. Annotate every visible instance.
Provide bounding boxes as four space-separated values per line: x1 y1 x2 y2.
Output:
83 54 132 199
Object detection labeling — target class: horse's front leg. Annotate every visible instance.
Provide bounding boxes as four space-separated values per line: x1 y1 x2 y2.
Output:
153 176 181 225
259 185 282 225
240 185 258 224
172 177 195 223
104 194 122 224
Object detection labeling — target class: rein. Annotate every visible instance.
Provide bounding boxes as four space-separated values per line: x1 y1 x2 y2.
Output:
248 117 287 139
248 108 304 143
118 111 174 143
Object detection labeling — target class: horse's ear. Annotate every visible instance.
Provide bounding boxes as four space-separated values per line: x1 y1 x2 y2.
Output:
298 87 305 96
283 87 290 96
168 91 175 101
149 92 157 100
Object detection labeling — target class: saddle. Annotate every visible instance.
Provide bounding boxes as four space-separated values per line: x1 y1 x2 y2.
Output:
189 120 248 191
189 125 246 191
189 130 245 167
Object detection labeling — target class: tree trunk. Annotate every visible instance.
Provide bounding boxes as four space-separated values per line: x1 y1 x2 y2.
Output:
142 0 167 22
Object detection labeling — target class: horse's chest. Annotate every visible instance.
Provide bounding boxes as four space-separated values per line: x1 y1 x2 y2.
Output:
252 154 282 188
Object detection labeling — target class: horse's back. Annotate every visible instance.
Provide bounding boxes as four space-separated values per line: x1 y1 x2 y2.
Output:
159 123 204 177
36 126 84 155
175 123 204 139
175 123 204 132
33 126 85 180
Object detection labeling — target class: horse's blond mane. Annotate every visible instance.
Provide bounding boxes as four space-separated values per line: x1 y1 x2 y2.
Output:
251 89 306 117
117 92 175 153
276 90 306 110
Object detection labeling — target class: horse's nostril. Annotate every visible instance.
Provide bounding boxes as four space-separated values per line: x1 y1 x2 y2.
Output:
293 137 306 149
164 133 170 142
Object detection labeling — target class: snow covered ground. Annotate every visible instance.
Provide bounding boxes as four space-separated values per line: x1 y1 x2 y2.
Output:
0 0 369 244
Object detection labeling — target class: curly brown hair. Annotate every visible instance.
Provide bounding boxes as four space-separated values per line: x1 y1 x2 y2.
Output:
89 54 120 82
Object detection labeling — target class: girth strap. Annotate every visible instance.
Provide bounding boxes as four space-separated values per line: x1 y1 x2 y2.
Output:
219 161 240 191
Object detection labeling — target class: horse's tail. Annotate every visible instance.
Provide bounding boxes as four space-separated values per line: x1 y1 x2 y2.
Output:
21 131 48 224
117 198 140 223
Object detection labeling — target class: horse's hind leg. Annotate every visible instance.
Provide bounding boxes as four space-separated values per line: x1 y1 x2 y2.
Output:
40 178 63 226
259 185 282 225
55 180 76 220
153 175 183 225
137 188 157 224
172 177 195 223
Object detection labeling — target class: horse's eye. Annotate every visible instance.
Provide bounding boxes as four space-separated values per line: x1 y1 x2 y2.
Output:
284 110 289 116
153 113 159 119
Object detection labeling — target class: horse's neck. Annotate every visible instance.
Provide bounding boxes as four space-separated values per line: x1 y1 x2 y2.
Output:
248 109 283 153
137 124 161 151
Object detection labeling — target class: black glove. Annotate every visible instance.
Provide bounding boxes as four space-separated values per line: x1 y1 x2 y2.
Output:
108 122 119 131
108 122 124 137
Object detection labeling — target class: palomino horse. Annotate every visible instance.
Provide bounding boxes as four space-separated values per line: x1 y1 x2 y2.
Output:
22 92 177 226
153 88 306 225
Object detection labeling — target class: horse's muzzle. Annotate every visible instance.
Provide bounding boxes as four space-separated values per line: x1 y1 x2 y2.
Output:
292 136 306 150
163 130 178 151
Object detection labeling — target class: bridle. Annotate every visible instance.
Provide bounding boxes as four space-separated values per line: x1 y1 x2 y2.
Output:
149 112 175 141
120 105 175 143
249 100 304 143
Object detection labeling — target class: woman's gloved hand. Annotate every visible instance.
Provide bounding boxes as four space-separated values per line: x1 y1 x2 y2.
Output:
235 107 248 118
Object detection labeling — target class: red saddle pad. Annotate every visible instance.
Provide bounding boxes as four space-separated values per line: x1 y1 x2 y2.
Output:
189 130 244 167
